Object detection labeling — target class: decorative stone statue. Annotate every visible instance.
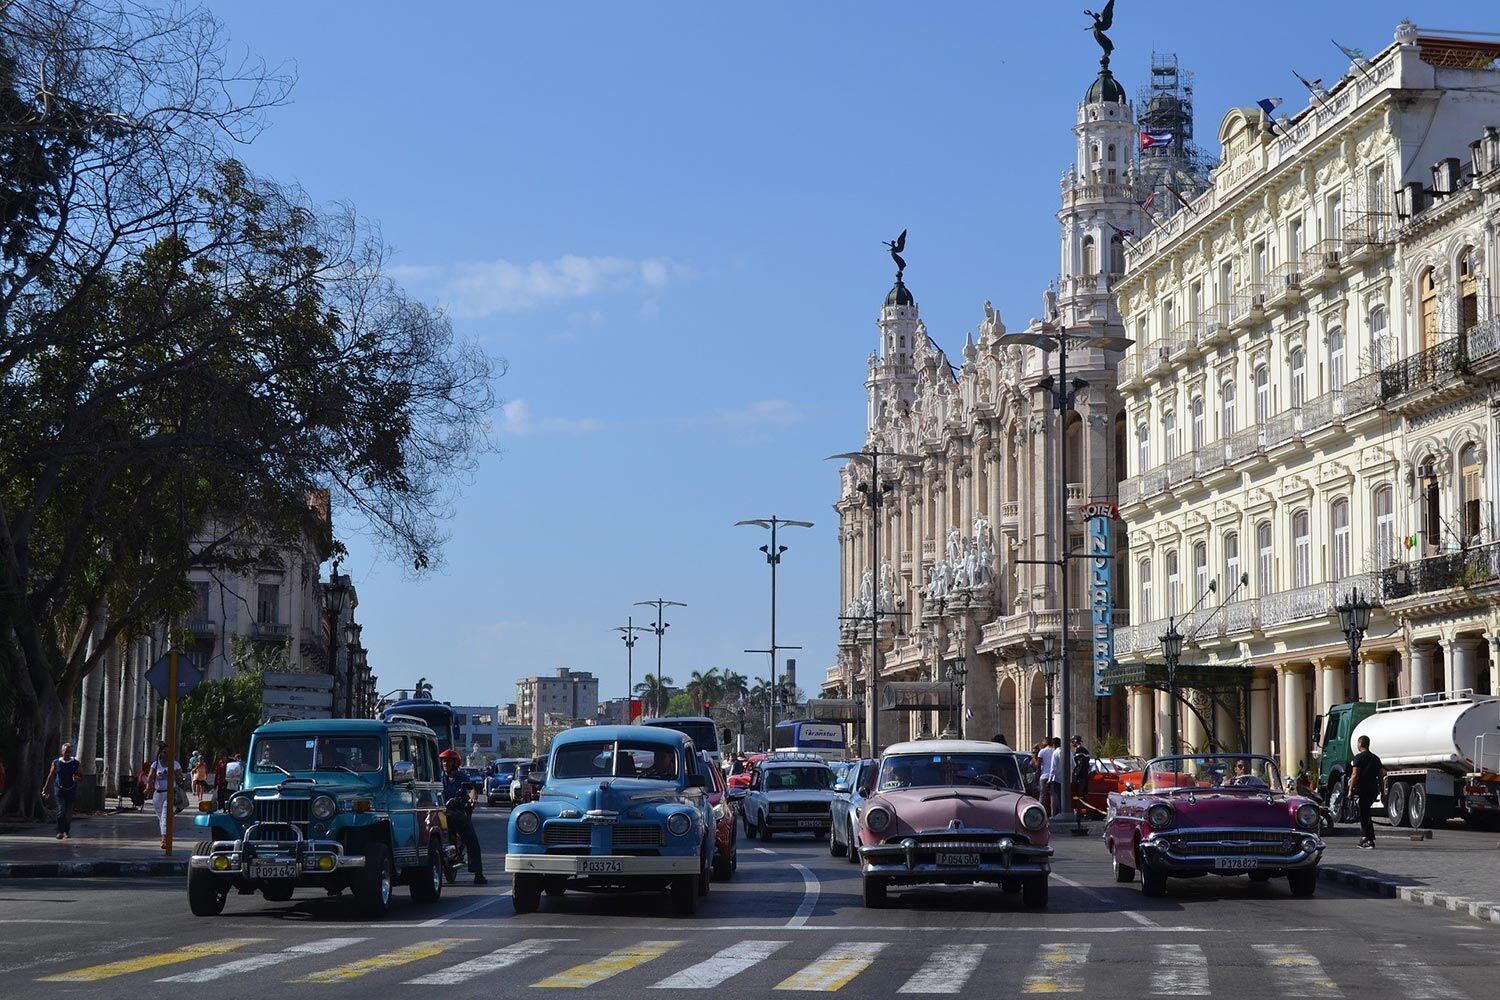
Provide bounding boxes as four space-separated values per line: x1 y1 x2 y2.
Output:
877 559 895 614
950 540 971 592
946 525 963 568
859 569 874 618
972 515 995 587
883 229 908 278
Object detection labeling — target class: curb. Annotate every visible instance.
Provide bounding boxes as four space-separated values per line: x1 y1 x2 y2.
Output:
1321 864 1500 925
0 859 186 879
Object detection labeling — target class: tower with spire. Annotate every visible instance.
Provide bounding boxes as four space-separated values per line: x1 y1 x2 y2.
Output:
865 264 921 437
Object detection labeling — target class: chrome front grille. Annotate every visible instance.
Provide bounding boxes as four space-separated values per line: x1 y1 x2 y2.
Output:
542 823 591 846
771 801 830 814
1166 830 1299 856
254 797 310 827
611 825 663 848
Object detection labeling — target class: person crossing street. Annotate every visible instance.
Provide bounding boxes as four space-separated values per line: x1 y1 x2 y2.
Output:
147 745 182 849
42 743 80 839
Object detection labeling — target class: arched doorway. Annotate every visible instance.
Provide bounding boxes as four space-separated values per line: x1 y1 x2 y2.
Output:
1029 670 1046 746
998 676 1018 746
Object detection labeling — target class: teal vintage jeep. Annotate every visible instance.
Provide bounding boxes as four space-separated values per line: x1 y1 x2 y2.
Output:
187 717 447 917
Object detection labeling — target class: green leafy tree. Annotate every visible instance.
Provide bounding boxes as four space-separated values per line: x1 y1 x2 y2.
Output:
633 673 673 717
179 669 265 764
663 693 695 717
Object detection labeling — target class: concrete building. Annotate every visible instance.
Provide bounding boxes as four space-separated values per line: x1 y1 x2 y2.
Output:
1112 21 1500 777
516 668 600 745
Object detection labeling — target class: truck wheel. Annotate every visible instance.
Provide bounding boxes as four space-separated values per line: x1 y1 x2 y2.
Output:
1021 878 1049 908
353 843 394 918
862 875 888 908
187 842 227 916
409 842 443 902
1287 868 1318 897
1386 781 1409 827
1326 777 1349 825
1408 783 1431 828
1140 864 1168 898
512 874 541 914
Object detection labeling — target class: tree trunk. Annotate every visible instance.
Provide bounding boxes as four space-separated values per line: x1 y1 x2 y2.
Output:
103 636 120 795
0 690 64 819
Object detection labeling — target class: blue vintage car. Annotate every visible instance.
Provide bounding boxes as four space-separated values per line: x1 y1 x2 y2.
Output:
505 725 714 915
187 717 447 918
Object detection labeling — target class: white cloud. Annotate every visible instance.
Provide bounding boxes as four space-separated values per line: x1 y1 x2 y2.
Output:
714 399 808 429
394 255 689 318
500 399 604 435
638 299 660 322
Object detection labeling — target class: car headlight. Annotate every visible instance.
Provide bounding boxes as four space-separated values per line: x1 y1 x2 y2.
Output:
864 806 891 833
1021 804 1048 831
514 810 540 835
712 803 727 822
1147 803 1174 830
310 795 337 821
1295 803 1321 829
228 795 254 821
667 812 692 836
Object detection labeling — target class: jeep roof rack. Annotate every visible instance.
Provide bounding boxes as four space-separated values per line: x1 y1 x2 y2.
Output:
384 713 436 731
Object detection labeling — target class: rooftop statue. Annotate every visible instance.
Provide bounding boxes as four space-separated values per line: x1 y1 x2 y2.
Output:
883 228 907 279
1084 0 1115 68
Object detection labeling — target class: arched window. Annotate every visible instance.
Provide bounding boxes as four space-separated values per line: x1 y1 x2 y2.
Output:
1460 247 1479 333
1375 485 1395 564
1369 305 1390 370
1166 550 1180 616
1109 234 1126 274
1289 348 1306 407
1139 557 1153 617
1460 443 1483 541
1082 236 1097 277
1257 521 1274 596
1221 381 1236 437
1163 409 1177 462
1420 268 1439 352
1190 396 1205 451
1332 498 1351 579
1293 510 1311 587
1137 421 1150 473
1107 143 1116 161
1193 541 1209 604
1328 328 1345 391
1254 365 1270 423
1224 532 1240 591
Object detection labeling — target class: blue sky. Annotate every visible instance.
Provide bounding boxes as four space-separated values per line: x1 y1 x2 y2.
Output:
201 1 1423 708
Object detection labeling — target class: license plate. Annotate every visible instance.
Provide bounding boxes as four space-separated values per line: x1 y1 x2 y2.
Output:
248 862 298 879
579 859 623 874
937 852 980 867
1215 857 1259 870
797 819 822 828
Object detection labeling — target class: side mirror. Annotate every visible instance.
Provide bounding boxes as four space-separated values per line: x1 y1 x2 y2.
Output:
1124 781 1136 792
727 788 747 801
684 773 706 789
392 760 415 785
857 783 872 797
833 782 850 794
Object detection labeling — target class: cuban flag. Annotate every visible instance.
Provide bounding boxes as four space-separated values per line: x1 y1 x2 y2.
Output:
1139 130 1174 150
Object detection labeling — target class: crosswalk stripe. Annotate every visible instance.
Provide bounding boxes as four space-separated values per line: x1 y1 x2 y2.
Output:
1150 943 1208 995
773 942 884 992
1376 945 1460 1000
1251 945 1341 998
292 939 473 984
532 941 680 989
39 940 261 982
1022 942 1090 994
406 939 560 986
159 938 366 983
898 943 986 994
650 940 788 990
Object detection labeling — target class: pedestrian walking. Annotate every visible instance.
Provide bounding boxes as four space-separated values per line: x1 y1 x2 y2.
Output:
1038 739 1057 816
191 752 208 797
147 747 183 849
213 755 230 810
224 753 244 798
42 743 81 839
1349 735 1384 849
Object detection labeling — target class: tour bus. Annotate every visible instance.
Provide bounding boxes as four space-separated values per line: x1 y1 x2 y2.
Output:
380 698 458 753
773 719 847 762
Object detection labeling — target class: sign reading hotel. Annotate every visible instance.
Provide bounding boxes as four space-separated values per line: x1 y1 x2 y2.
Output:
1081 500 1119 697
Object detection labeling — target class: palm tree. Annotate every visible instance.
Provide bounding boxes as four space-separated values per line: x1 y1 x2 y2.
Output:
634 673 673 716
686 668 720 714
720 671 749 703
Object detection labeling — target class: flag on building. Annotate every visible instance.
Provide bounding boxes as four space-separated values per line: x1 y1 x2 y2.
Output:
1256 96 1284 116
1139 129 1174 150
1136 191 1156 213
1293 70 1323 95
1333 40 1366 63
1163 183 1197 214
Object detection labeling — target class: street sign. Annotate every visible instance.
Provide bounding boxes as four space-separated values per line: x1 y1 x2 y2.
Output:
146 651 204 700
261 688 335 710
261 670 335 719
261 671 334 691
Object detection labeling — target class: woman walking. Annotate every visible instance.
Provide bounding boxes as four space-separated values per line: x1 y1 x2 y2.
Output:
147 745 182 849
43 743 82 839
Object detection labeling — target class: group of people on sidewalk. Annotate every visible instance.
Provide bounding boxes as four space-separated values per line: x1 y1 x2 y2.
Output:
1032 735 1090 817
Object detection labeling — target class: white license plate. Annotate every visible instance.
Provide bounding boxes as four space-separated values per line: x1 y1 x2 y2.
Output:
579 859 623 874
248 862 297 879
937 852 980 867
797 819 823 828
1214 857 1259 870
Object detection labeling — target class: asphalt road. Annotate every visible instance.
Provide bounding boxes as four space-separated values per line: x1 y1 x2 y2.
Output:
2 805 1494 998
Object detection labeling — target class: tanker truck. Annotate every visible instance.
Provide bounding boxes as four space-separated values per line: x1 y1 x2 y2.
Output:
1312 690 1500 830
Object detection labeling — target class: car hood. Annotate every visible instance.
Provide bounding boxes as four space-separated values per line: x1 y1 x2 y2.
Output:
1152 789 1306 828
542 778 690 814
870 787 1033 837
763 788 835 801
244 777 374 797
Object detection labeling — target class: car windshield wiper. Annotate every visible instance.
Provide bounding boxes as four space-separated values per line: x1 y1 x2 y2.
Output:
262 762 292 777
327 765 361 777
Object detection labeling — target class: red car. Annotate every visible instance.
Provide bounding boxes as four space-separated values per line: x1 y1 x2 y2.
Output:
726 753 767 792
705 756 738 880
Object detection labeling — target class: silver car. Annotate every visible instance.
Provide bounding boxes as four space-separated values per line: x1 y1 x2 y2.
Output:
739 753 836 841
829 758 876 863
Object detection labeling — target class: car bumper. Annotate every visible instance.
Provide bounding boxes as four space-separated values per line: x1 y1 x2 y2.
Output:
1139 831 1324 875
189 834 366 876
504 854 699 876
860 838 1053 880
762 814 831 830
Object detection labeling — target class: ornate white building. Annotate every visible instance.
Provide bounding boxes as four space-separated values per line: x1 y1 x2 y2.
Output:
1113 22 1500 784
827 61 1154 752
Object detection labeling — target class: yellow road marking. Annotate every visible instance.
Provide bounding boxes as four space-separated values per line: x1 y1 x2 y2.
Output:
774 942 885 992
40 940 262 982
292 939 474 984
532 941 680 988
1022 942 1090 994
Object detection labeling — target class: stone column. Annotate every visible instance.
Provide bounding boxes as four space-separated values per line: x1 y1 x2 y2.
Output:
1277 663 1310 778
1128 686 1154 756
1408 642 1433 698
1153 689 1173 756
1183 690 1207 751
1316 656 1346 713
1450 635 1479 692
1489 637 1500 699
1359 650 1388 703
1250 674 1274 756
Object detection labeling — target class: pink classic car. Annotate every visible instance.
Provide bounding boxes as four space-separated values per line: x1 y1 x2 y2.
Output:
856 740 1052 909
1105 753 1325 898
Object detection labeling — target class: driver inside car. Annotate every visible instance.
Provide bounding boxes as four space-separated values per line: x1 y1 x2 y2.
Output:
439 749 486 886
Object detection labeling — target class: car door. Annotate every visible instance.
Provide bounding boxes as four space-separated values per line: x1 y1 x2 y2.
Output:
413 736 443 859
387 733 418 866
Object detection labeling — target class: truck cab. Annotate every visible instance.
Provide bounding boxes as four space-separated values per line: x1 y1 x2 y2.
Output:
1312 700 1376 822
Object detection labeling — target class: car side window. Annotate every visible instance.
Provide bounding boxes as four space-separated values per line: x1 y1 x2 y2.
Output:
389 734 410 775
412 738 433 782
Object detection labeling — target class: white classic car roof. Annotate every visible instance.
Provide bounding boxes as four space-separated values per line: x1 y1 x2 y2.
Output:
882 739 1015 755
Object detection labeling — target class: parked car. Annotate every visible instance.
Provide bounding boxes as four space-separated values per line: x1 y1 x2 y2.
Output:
701 752 738 880
1105 753 1325 898
187 717 447 918
485 757 529 806
512 754 547 805
829 757 876 862
1082 756 1149 818
857 739 1052 909
734 752 835 841
505 725 714 915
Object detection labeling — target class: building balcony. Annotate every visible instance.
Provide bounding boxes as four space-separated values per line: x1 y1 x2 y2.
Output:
922 539 935 560
187 618 217 639
1143 341 1170 376
1224 423 1267 467
900 549 913 570
1263 405 1304 452
1303 238 1343 289
1228 286 1265 331
1460 318 1500 381
1222 599 1259 635
1199 304 1232 347
1341 213 1394 265
1377 335 1476 415
1194 440 1227 479
1000 500 1020 529
1165 452 1196 490
1118 354 1141 390
1258 583 1333 629
1066 482 1085 510
1262 260 1304 312
250 621 291 643
1139 467 1169 502
1166 319 1202 362
1381 542 1500 605
1118 477 1141 509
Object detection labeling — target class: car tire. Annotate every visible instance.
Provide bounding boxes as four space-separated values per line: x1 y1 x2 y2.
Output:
1287 867 1318 897
1326 777 1349 826
512 873 541 914
862 875 888 909
352 842 394 918
1140 864 1168 898
1112 853 1135 883
187 842 227 916
1021 878 1049 909
758 815 774 842
671 872 698 915
713 845 735 880
847 825 861 865
544 878 566 898
829 825 846 857
697 844 711 898
409 842 443 902
743 813 756 839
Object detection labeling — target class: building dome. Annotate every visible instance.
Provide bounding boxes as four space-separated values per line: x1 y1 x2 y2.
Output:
885 277 915 308
1085 68 1127 104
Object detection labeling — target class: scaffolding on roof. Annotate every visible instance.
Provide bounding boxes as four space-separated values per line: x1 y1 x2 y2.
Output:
1134 52 1214 222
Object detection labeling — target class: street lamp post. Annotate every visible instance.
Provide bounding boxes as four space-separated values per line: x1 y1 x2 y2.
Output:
996 326 1132 820
635 598 686 711
1041 635 1059 735
324 568 351 717
1335 587 1372 703
614 617 651 722
736 517 813 751
1160 618 1186 756
946 657 969 738
852 679 866 757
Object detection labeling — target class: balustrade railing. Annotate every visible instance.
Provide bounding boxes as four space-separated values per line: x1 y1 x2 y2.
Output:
1259 583 1331 628
1301 390 1343 432
1378 336 1463 401
1118 355 1138 384
1194 440 1226 476
1228 286 1265 325
1167 320 1201 359
1224 423 1266 463
1264 406 1303 448
1381 542 1500 600
1166 453 1196 487
1222 599 1259 634
1140 467 1169 498
1119 477 1141 508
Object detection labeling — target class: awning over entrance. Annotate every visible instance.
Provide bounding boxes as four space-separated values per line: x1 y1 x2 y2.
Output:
1098 660 1255 690
805 698 861 723
879 681 960 711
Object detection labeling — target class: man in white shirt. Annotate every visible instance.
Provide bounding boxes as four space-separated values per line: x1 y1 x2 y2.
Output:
1037 740 1057 816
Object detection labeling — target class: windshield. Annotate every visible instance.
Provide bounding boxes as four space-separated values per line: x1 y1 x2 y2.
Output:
1141 754 1281 793
251 735 383 774
762 766 834 791
645 719 718 751
551 741 680 780
876 753 1024 792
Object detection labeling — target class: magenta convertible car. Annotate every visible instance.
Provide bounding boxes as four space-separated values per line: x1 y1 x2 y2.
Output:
1105 753 1325 898
856 740 1052 909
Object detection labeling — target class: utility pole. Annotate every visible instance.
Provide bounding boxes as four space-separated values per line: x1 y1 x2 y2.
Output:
614 617 650 722
736 517 813 750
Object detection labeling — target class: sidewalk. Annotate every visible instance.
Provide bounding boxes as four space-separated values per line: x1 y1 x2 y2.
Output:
1318 819 1500 925
0 802 202 877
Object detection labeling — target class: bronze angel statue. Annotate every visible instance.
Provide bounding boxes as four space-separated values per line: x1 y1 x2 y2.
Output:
883 228 907 277
1084 0 1115 67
